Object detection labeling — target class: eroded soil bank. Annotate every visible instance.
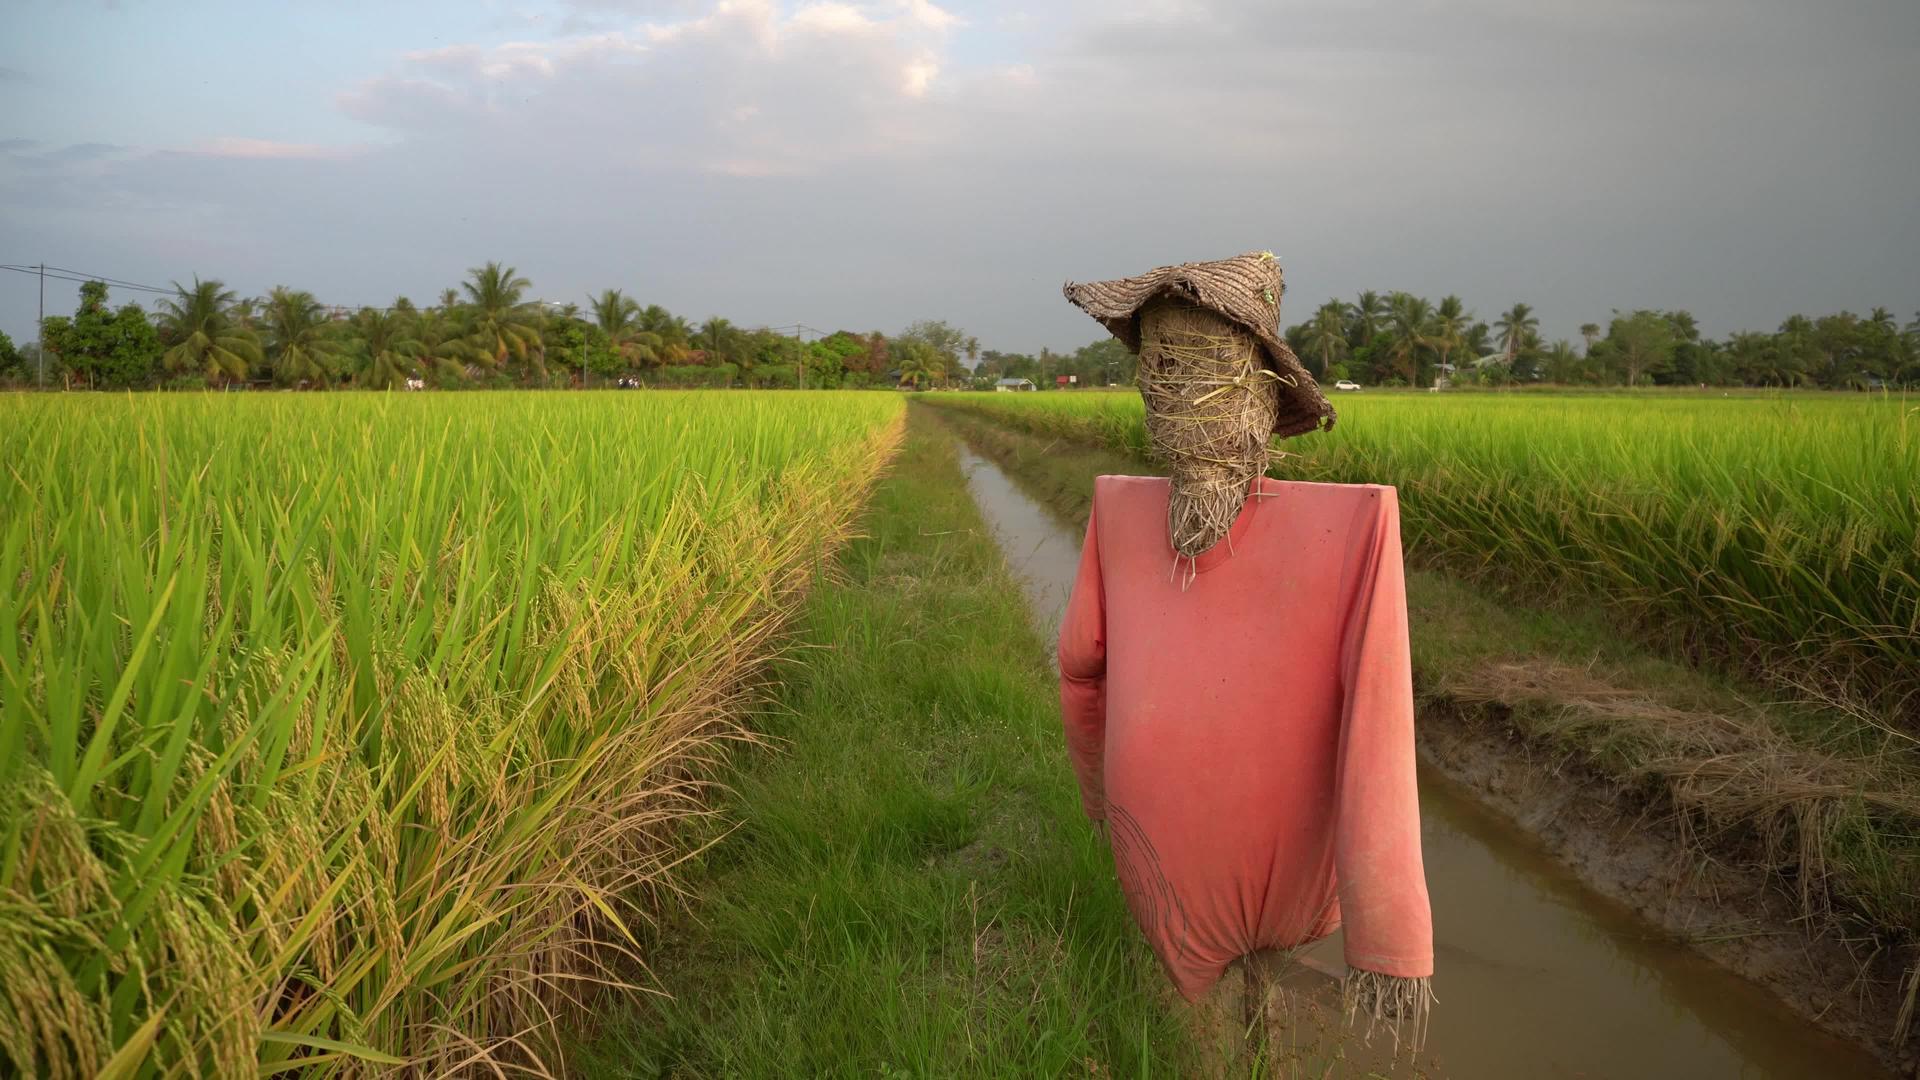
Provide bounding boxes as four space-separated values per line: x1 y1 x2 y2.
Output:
938 404 1909 1077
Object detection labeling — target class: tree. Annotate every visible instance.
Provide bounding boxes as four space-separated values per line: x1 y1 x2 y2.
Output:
894 339 942 388
0 328 18 379
1384 293 1436 386
355 307 423 389
1346 291 1387 349
896 320 966 382
964 336 980 373
461 262 544 378
40 280 162 388
1606 310 1677 386
1541 339 1581 383
157 278 262 384
1494 303 1538 365
1579 323 1600 354
587 289 664 370
1432 295 1471 380
1810 312 1863 387
695 316 740 365
416 310 479 383
1299 302 1349 379
265 286 342 386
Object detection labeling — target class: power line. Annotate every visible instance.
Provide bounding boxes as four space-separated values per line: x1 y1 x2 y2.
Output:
42 264 173 293
0 265 174 295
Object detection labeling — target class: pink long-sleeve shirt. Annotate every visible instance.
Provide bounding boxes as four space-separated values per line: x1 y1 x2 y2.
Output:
1058 474 1433 999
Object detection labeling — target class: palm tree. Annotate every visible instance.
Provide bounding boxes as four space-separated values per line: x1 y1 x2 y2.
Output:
1432 295 1471 378
1495 303 1538 365
1347 291 1387 348
1579 323 1600 354
416 310 479 382
964 336 979 373
1301 302 1349 378
592 289 640 340
1385 294 1437 386
266 286 341 387
157 278 262 384
696 317 737 364
461 262 544 378
1463 321 1493 359
587 290 665 371
1667 310 1700 343
356 307 423 389
894 339 941 389
436 288 461 313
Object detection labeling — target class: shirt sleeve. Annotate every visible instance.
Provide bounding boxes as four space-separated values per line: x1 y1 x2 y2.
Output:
1057 501 1108 822
1333 488 1434 979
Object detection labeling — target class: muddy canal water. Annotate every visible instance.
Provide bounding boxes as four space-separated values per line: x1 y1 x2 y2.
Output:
954 442 1887 1079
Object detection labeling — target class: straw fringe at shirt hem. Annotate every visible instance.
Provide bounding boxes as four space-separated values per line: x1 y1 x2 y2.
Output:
1342 969 1435 1056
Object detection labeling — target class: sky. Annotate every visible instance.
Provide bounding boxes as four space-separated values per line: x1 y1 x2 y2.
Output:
2 0 1916 355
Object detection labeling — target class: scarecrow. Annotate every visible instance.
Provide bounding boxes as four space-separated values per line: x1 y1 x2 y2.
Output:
1056 252 1434 1050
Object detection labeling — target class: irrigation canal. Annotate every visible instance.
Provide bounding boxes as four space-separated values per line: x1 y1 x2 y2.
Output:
952 438 1888 1079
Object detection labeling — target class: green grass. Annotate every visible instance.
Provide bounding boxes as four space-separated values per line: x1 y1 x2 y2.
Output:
924 390 1920 726
0 390 902 1077
581 412 1207 1077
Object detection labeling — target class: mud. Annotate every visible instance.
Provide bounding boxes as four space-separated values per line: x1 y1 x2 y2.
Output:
950 430 1898 1079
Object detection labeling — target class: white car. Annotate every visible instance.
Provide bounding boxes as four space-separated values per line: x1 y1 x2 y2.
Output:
1333 379 1362 391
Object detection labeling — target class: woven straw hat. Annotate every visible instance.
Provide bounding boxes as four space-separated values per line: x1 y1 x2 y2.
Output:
1062 252 1335 438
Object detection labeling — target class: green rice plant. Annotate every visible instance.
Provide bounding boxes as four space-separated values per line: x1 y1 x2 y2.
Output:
0 390 903 1076
923 391 1920 726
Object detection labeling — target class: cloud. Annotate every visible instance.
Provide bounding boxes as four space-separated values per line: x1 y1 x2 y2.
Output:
187 137 352 160
337 0 958 177
2 0 1916 353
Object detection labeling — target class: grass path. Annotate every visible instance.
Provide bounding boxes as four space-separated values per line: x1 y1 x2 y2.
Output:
582 412 1204 1076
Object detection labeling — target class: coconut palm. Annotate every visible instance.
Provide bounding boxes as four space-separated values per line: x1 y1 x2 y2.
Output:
636 305 693 364
1347 291 1387 348
894 339 941 389
265 286 342 387
437 288 462 313
355 308 423 389
695 316 744 366
1384 293 1436 385
1432 295 1471 378
1301 302 1349 378
1495 303 1539 364
461 262 543 377
157 278 262 383
964 336 979 372
1463 321 1493 359
416 309 480 382
592 290 640 340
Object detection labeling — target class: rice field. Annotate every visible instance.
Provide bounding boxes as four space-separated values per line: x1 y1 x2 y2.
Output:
923 390 1920 724
0 390 902 1077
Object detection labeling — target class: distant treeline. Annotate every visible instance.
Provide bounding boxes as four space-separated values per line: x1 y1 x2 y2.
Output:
1 262 982 391
8 269 1912 392
1281 293 1920 390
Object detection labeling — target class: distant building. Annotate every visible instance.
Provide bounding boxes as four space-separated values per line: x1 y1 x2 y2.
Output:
995 377 1037 392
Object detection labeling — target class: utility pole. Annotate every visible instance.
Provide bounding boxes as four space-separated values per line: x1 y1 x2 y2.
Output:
794 324 803 390
35 262 45 387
